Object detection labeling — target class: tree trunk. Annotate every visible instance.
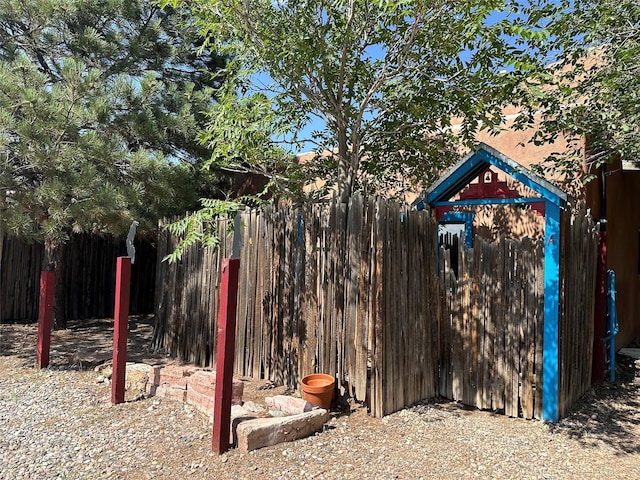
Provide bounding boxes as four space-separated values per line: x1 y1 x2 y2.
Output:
43 238 67 329
336 125 354 204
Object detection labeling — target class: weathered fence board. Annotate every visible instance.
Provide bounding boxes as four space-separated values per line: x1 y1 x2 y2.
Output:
437 236 544 419
558 205 597 418
2 234 155 322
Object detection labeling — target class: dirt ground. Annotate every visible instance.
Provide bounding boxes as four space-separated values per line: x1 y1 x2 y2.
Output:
1 318 639 480
0 316 295 405
1 315 639 415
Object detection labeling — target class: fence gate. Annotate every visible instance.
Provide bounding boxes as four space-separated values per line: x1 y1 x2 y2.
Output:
437 237 544 419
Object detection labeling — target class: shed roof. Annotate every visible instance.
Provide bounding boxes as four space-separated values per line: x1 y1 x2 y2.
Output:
426 143 568 208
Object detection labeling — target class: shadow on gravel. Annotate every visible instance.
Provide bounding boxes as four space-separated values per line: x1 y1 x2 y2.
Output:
0 315 167 370
548 350 640 455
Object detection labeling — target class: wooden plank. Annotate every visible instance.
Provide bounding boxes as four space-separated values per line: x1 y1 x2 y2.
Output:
451 238 462 402
473 241 483 409
383 202 396 413
514 240 523 418
235 211 250 374
523 237 536 419
264 207 276 381
373 199 385 417
533 239 544 419
461 243 471 406
254 211 266 377
395 202 405 412
493 237 505 411
355 198 371 402
482 241 495 410
442 247 454 400
507 240 519 417
411 208 420 405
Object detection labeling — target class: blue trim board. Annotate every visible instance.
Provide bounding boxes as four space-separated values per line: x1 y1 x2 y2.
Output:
542 201 560 422
426 143 567 208
475 149 566 207
437 212 474 248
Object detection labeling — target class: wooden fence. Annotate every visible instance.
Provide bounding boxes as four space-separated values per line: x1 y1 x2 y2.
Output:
153 195 439 417
1 234 157 322
558 207 598 418
153 197 598 419
0 237 42 321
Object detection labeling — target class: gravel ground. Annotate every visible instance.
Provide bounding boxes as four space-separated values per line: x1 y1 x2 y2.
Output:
1 320 639 480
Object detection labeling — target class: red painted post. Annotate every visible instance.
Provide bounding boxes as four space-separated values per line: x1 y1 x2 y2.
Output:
111 256 131 404
36 271 55 369
212 257 240 454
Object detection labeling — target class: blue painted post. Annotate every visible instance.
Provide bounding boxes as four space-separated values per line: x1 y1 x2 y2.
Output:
542 202 560 422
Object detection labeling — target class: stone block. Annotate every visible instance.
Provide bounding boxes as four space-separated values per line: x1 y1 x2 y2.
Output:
186 371 244 405
265 395 316 415
235 409 330 453
74 351 111 368
242 401 266 413
124 363 151 400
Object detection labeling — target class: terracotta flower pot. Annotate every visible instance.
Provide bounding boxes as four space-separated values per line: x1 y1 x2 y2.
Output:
301 373 335 410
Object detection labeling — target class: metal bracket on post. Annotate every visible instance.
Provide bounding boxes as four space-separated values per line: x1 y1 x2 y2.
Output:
126 221 138 264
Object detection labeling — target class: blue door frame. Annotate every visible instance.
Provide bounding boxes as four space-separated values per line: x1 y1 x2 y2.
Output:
426 143 567 422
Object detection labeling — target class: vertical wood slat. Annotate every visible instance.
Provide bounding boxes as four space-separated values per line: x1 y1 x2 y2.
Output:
148 200 595 421
437 236 547 419
1 233 155 323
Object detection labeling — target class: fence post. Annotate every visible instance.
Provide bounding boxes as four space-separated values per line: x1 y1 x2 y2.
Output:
542 202 560 422
212 257 240 454
111 256 131 405
36 271 55 368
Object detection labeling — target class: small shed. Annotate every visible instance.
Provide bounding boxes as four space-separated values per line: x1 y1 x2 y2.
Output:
426 143 569 422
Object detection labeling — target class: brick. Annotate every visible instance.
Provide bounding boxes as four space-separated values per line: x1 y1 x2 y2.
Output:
235 409 330 453
189 369 217 385
154 384 187 402
265 395 316 415
156 365 195 388
186 388 215 416
185 379 244 405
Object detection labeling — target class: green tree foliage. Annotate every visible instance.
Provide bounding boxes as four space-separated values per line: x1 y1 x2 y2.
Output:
0 0 229 327
0 0 226 262
163 0 542 202
514 0 640 183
